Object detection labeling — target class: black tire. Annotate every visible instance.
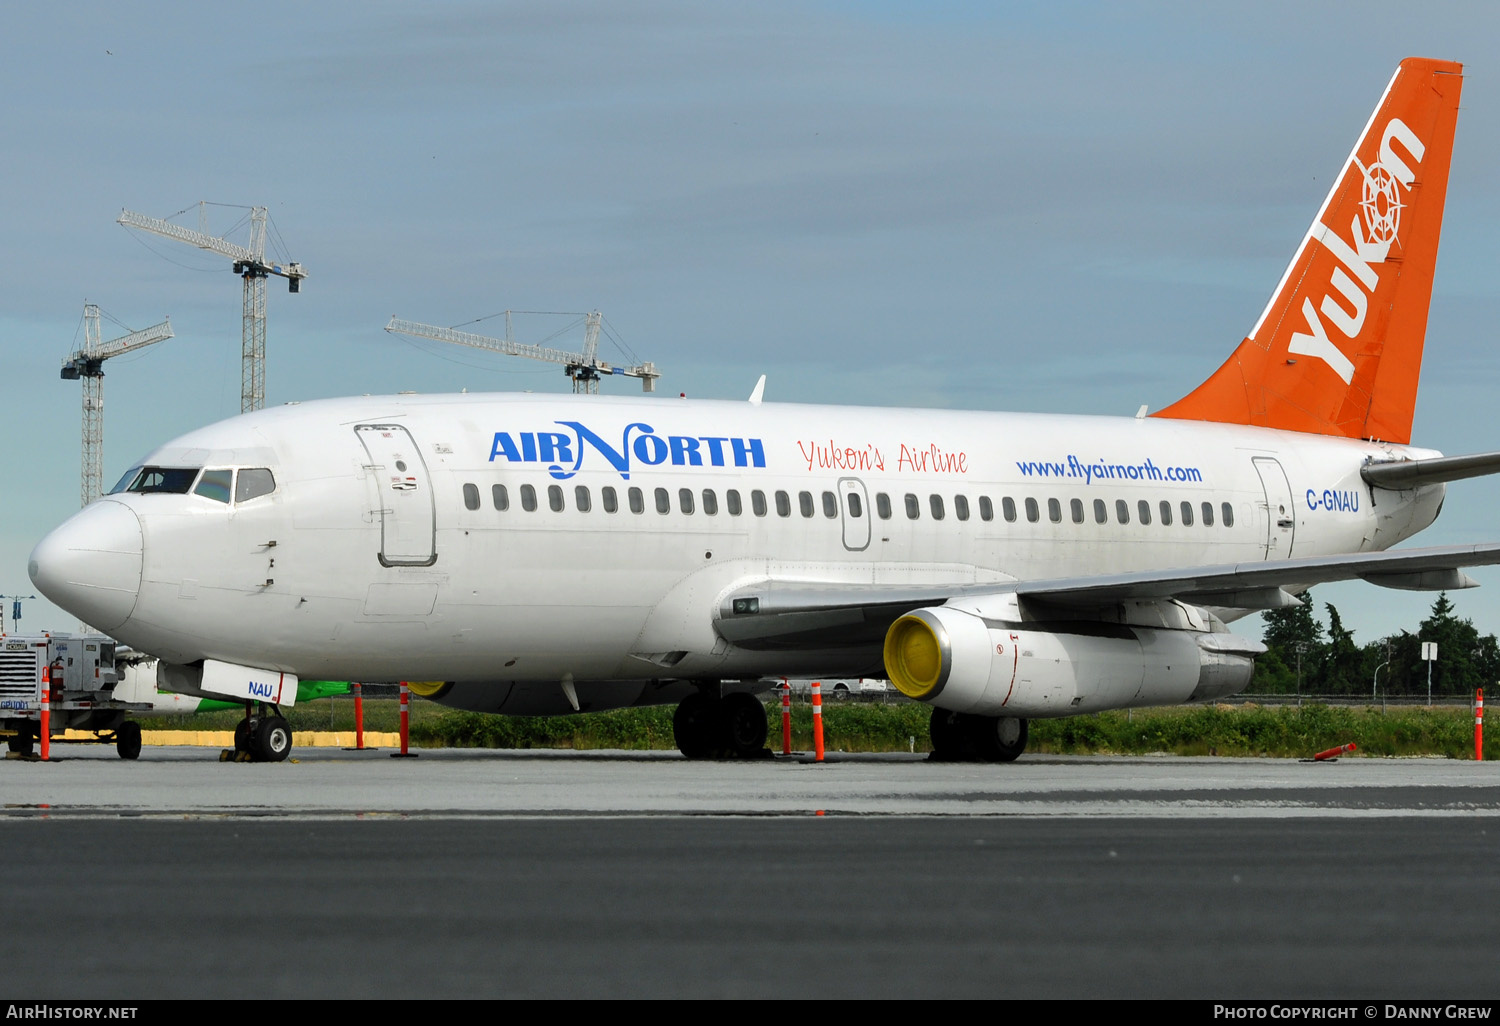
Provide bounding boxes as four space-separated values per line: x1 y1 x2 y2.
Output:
673 692 723 759
722 692 768 756
116 721 143 761
7 730 35 756
233 718 252 753
967 715 1028 763
929 708 965 758
254 716 293 762
832 685 851 701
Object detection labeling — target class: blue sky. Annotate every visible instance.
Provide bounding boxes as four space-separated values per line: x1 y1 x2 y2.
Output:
3 2 1499 648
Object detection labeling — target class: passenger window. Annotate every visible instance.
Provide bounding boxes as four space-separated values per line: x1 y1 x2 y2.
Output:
1201 501 1215 527
930 494 945 521
905 494 920 520
775 491 791 517
799 491 814 518
876 493 892 520
954 495 969 521
679 488 695 515
753 490 768 517
1002 497 1017 523
194 469 233 503
703 489 718 516
493 484 509 511
979 496 993 522
628 487 645 514
1070 498 1084 524
462 483 480 511
1116 499 1130 524
548 485 564 512
521 484 537 512
1137 500 1152 525
601 486 617 514
1047 498 1062 523
575 486 591 512
822 491 838 518
1159 500 1172 526
1093 498 1107 524
1180 501 1193 526
1025 498 1040 523
1222 502 1235 527
847 492 863 518
726 489 742 516
235 468 276 502
656 488 671 514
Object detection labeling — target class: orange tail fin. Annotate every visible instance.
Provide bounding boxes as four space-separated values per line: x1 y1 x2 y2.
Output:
1154 58 1462 444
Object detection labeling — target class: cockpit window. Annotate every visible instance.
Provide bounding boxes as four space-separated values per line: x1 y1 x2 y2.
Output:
108 466 143 495
122 467 200 494
235 468 276 503
194 469 233 503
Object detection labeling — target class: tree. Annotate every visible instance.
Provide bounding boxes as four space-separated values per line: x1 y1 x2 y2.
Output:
1322 602 1361 694
1256 591 1325 693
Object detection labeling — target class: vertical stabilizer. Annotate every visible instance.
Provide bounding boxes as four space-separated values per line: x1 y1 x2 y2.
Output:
1154 58 1462 444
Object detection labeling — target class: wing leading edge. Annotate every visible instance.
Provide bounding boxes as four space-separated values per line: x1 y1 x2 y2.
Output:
715 543 1500 651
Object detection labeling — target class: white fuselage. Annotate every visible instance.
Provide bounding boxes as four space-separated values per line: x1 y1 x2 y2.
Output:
33 393 1443 684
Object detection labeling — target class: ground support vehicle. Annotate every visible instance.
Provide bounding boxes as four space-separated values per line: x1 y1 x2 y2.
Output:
0 633 150 759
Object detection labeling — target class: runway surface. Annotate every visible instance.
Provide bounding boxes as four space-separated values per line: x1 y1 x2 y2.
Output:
2 747 1497 998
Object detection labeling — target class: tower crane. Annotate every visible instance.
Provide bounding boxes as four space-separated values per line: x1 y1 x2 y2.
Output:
385 311 659 393
61 304 173 506
117 203 306 413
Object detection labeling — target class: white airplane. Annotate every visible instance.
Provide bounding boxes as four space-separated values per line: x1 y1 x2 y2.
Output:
29 57 1500 763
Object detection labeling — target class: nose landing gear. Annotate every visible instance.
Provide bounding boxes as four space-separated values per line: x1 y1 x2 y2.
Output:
227 703 293 762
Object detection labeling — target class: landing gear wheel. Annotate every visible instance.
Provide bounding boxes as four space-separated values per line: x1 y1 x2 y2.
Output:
254 716 293 762
233 718 253 754
7 729 35 756
722 692 769 757
929 708 965 759
967 715 1028 762
116 721 143 760
673 692 724 759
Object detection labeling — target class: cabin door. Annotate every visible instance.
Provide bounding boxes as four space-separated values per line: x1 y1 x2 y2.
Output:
355 424 437 567
1252 456 1296 560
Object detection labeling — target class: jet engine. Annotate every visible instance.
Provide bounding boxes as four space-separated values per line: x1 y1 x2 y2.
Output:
883 601 1262 718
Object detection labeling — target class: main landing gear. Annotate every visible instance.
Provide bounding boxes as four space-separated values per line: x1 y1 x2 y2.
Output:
229 703 293 763
673 691 769 759
929 709 1028 763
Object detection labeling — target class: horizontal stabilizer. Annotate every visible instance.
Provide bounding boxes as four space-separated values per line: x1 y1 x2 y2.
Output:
1361 450 1500 489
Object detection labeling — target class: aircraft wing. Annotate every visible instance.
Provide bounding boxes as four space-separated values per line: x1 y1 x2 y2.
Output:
715 543 1500 650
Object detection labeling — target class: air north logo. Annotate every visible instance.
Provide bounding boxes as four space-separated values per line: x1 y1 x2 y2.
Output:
1288 118 1425 383
489 421 766 480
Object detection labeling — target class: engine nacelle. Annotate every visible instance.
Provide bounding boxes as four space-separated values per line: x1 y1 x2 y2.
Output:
883 604 1260 717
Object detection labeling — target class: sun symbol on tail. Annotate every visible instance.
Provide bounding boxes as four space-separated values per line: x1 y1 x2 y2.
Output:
1359 161 1404 244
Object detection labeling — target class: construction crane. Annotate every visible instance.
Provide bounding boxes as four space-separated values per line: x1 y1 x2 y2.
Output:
117 203 306 413
386 312 659 393
61 304 173 506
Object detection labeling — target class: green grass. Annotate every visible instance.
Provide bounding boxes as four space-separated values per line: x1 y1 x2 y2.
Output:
138 697 1493 759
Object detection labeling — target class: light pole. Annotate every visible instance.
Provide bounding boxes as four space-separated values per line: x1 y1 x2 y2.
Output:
0 594 36 634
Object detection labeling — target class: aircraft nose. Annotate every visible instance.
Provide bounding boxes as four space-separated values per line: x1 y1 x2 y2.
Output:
29 500 143 632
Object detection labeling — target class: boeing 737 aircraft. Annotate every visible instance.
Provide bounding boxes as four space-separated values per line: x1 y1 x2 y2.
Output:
29 58 1500 762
